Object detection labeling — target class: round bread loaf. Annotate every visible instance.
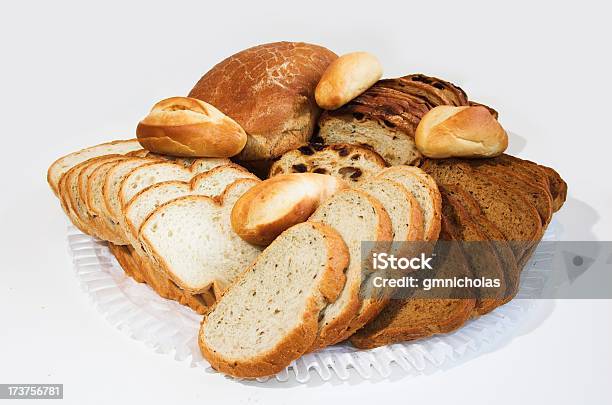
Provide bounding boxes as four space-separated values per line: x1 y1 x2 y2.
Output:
136 97 247 157
188 42 338 161
415 106 508 159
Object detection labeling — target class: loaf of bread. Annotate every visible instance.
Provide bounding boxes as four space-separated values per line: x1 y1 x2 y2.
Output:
189 42 337 161
231 173 347 246
315 51 382 110
269 143 387 183
415 106 508 158
136 97 247 158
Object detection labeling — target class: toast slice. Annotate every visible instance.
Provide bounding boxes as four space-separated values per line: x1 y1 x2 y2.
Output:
350 217 476 349
140 178 262 295
48 139 141 196
269 143 387 183
199 222 349 378
375 166 442 241
308 189 393 349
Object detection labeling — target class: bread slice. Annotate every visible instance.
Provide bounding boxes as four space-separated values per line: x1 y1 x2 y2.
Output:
318 115 422 166
308 189 393 349
375 166 442 241
48 139 142 196
124 166 258 248
108 243 213 314
350 218 476 349
199 222 349 378
268 143 387 183
140 178 262 295
421 159 542 263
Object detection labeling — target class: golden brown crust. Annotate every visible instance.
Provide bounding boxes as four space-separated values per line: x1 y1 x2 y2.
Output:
315 52 382 110
415 106 508 159
199 222 349 378
189 42 338 161
136 97 247 158
230 173 347 246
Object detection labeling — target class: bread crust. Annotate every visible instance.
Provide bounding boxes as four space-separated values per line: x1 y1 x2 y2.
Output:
136 97 247 158
315 52 382 110
199 222 349 378
48 139 141 196
189 42 338 161
231 173 347 245
415 106 508 159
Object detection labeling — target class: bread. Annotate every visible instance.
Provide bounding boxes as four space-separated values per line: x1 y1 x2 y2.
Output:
421 158 542 263
136 97 247 158
308 189 393 348
109 244 213 314
231 173 347 246
48 139 141 196
188 42 338 161
350 219 476 349
415 106 508 158
269 143 387 183
318 74 471 165
199 222 349 378
140 179 262 295
124 165 258 244
315 52 382 110
375 166 442 241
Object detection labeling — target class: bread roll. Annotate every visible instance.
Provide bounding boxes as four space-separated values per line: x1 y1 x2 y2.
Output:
415 106 508 158
136 97 247 157
315 52 382 110
231 173 347 245
188 42 338 161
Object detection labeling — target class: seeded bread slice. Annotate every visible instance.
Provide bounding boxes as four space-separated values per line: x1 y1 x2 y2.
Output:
375 166 442 241
199 222 349 379
140 178 262 295
308 189 393 349
48 139 141 196
269 144 386 184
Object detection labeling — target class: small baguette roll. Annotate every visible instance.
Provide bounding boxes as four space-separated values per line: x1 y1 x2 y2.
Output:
231 173 348 245
415 106 508 159
136 97 247 158
315 52 382 110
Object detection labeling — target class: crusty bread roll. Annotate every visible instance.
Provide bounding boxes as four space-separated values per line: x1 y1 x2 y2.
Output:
415 106 508 158
315 52 382 110
231 173 347 245
136 97 247 157
188 42 338 161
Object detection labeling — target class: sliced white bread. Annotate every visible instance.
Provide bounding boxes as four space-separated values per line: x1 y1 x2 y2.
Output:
375 166 442 241
118 158 233 209
140 178 263 296
308 189 393 349
48 139 141 196
199 222 349 378
102 158 157 243
122 166 258 258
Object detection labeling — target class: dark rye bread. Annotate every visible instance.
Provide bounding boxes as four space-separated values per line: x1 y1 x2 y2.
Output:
440 187 507 315
350 217 476 349
441 185 520 300
495 154 567 212
421 159 542 264
465 160 553 227
268 143 386 183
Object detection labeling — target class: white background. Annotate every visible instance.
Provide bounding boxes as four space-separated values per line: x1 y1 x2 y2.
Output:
1 0 611 403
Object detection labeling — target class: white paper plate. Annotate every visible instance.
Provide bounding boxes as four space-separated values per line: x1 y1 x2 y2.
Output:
67 221 559 383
